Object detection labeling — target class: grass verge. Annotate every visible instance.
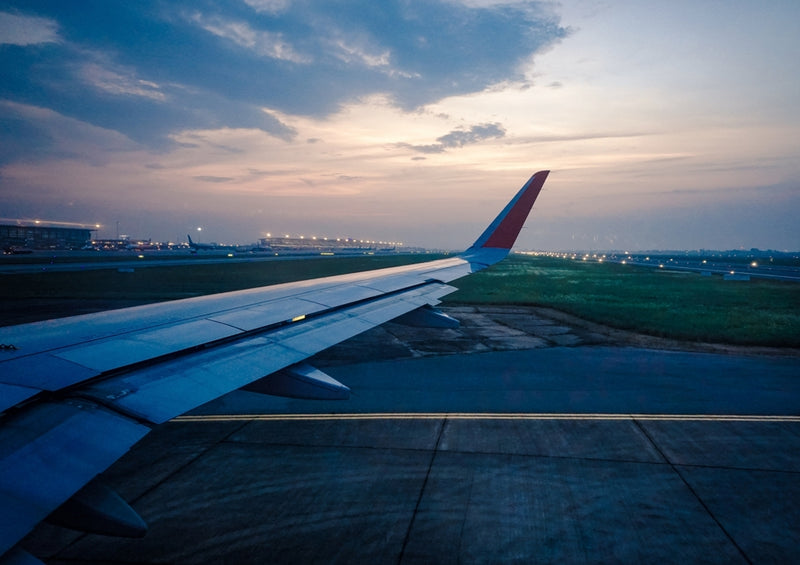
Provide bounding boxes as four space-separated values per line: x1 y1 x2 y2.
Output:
2 253 798 347
443 255 800 347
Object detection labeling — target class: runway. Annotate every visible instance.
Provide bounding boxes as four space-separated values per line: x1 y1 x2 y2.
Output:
21 308 800 564
0 250 393 274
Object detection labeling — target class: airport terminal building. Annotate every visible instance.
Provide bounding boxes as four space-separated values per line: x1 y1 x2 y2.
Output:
0 224 92 250
258 235 398 254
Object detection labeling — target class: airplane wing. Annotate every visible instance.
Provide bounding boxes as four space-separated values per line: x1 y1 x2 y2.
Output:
0 170 549 563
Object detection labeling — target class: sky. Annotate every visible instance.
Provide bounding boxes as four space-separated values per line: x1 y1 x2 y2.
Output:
0 0 798 251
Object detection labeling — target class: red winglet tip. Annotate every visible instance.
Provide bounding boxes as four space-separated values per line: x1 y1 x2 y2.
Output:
481 170 549 249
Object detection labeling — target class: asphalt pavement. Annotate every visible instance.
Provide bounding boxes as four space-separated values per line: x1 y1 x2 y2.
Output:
21 307 800 564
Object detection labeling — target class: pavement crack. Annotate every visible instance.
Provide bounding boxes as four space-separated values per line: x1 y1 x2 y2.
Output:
398 416 446 565
633 418 754 565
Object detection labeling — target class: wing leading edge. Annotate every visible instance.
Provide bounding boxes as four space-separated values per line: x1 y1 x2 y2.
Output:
0 171 549 563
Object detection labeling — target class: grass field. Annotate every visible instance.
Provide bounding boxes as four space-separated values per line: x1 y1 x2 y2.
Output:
2 253 798 347
0 254 445 300
444 254 800 347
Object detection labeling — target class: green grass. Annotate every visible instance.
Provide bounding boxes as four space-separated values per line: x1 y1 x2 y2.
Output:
0 254 446 301
2 253 798 347
444 255 800 347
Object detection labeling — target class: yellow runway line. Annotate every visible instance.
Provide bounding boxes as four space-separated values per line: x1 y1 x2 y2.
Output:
173 413 800 423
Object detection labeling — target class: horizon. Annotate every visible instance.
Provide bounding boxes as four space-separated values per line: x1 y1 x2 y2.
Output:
1 1 798 251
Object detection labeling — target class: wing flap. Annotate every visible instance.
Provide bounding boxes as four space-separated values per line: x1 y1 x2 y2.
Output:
52 319 242 373
0 384 41 414
0 354 99 393
0 401 148 557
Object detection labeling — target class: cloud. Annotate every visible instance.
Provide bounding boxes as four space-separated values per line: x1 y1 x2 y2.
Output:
0 100 140 165
399 122 506 154
79 62 166 101
438 122 506 148
189 12 309 63
0 12 59 45
330 36 390 69
244 0 292 15
0 1 566 151
193 175 234 183
398 143 445 155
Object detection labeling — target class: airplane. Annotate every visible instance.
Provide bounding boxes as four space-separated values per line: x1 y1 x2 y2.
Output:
186 233 236 252
0 170 549 564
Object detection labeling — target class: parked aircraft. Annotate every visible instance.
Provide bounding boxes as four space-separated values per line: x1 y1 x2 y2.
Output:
0 171 549 564
187 233 236 252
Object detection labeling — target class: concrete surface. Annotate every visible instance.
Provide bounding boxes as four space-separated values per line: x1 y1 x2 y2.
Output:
20 306 800 564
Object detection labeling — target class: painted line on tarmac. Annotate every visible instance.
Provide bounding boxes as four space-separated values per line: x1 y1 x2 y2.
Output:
174 413 800 423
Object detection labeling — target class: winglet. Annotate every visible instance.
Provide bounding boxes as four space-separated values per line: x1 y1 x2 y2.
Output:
464 170 549 262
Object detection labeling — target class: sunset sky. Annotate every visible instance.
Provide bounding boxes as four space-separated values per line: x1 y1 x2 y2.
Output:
1 1 798 251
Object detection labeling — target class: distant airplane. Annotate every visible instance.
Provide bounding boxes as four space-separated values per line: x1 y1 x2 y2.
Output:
186 233 225 251
126 239 159 251
0 171 549 563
